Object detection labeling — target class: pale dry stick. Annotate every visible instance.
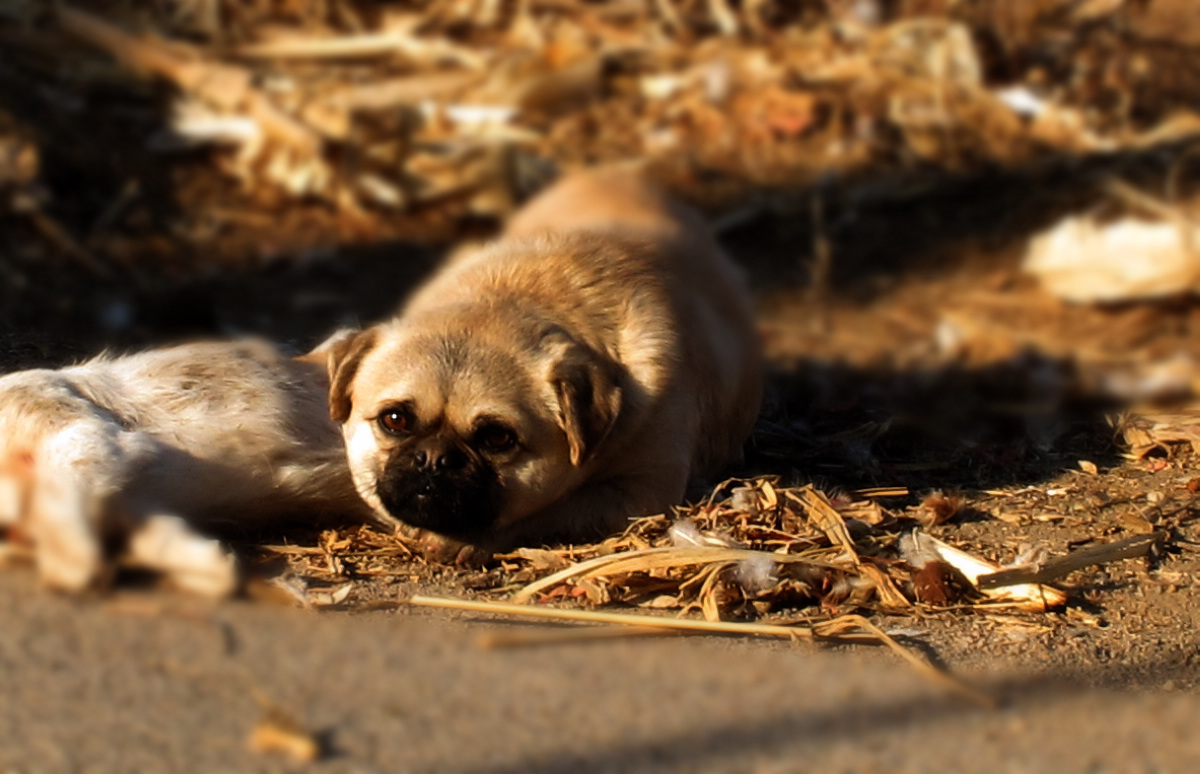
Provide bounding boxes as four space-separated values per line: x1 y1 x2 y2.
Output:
235 32 487 70
509 545 847 605
853 486 910 498
328 72 481 111
258 545 414 558
57 5 251 114
976 531 1168 590
856 563 912 611
409 595 995 707
258 544 327 556
415 593 822 638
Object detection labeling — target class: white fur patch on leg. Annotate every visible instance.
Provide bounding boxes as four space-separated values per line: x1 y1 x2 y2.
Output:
127 514 239 598
0 474 22 527
28 476 104 592
27 421 129 592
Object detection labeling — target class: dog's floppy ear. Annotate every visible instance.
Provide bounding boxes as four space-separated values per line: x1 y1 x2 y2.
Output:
321 328 378 423
549 344 622 467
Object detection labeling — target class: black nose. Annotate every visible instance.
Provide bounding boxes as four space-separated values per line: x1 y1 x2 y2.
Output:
414 446 467 472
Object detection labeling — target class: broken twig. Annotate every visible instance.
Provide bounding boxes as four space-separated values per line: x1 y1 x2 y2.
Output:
976 531 1169 589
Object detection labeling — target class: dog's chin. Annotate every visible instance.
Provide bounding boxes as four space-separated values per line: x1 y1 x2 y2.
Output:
374 464 501 540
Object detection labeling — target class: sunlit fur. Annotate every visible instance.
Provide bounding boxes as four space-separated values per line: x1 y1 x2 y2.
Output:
0 338 372 595
329 168 762 557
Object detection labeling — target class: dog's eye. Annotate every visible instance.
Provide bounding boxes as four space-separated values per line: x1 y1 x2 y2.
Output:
476 424 517 452
378 407 413 436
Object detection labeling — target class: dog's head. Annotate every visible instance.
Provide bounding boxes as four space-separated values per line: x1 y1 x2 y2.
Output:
323 310 621 540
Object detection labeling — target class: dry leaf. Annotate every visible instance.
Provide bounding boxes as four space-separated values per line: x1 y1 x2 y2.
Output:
915 491 963 528
248 705 323 763
900 531 1068 612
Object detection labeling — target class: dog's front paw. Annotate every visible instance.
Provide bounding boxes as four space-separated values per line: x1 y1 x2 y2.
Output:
29 502 106 593
412 529 492 568
35 535 106 594
126 515 239 598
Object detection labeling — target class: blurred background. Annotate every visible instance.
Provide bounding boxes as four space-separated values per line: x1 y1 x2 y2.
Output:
4 1 1200 771
4 0 1200 479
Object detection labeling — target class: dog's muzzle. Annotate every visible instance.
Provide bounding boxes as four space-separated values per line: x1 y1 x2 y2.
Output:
375 442 500 538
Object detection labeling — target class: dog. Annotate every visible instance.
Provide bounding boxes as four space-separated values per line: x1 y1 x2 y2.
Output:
324 168 762 563
0 336 375 596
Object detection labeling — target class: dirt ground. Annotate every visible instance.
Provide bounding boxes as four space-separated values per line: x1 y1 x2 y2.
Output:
5 571 1200 774
6 1 1200 770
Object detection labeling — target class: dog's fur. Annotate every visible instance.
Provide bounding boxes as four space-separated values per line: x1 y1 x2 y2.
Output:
325 168 762 561
0 338 372 595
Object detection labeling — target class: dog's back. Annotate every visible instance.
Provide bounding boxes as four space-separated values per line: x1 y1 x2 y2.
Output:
503 166 705 242
410 168 762 479
498 168 760 475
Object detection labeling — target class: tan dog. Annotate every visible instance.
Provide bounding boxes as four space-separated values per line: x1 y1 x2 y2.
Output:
0 337 374 596
326 169 762 562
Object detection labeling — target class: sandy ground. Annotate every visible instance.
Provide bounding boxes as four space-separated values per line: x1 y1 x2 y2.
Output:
3 568 1199 774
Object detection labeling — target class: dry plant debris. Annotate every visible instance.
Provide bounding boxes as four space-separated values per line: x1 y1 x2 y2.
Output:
260 479 1126 625
494 481 1068 616
7 0 1200 224
1119 407 1200 459
249 475 1187 704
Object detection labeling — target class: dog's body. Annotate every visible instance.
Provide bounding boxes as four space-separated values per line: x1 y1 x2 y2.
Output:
328 169 761 559
0 338 370 595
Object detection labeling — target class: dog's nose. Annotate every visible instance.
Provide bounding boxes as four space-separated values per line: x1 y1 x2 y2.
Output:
414 446 467 472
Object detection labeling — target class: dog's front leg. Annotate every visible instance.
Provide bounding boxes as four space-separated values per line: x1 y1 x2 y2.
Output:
28 481 105 593
125 514 239 597
25 424 125 592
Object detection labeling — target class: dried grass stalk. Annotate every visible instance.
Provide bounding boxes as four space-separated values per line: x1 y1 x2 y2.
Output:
409 595 994 707
509 545 846 605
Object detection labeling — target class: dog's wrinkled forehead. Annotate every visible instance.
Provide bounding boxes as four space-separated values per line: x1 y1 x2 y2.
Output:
364 330 545 427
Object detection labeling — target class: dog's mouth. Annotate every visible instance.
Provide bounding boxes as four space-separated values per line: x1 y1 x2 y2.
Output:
375 462 501 540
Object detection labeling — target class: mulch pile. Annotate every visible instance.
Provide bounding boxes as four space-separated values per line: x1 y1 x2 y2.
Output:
6 0 1200 227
